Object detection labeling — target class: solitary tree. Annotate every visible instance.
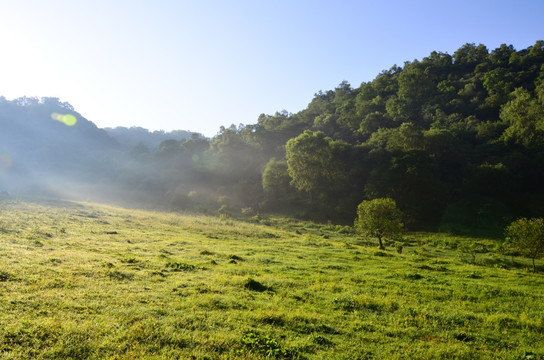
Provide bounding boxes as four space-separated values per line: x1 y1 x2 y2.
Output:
505 217 544 272
355 198 404 250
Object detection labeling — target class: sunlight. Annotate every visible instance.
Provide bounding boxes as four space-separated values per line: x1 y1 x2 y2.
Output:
51 112 77 126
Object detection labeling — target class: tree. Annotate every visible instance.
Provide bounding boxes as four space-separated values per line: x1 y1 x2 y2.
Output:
262 158 291 199
285 130 335 195
500 87 544 149
354 198 404 250
453 43 488 66
505 217 544 272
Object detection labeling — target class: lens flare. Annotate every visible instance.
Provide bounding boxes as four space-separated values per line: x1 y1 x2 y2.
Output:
51 112 77 126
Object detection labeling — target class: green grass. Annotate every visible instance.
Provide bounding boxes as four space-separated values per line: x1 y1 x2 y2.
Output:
0 198 543 359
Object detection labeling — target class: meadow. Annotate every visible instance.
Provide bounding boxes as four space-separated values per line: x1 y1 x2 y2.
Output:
0 198 543 359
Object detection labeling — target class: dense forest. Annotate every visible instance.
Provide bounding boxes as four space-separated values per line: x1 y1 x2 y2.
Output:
1 41 543 236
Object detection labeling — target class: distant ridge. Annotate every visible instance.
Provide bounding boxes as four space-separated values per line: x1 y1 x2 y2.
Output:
104 126 202 150
0 96 117 171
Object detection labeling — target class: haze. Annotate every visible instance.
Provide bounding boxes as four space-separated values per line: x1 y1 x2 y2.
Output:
0 0 543 137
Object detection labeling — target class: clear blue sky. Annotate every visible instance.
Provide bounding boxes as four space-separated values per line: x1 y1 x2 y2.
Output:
0 0 543 137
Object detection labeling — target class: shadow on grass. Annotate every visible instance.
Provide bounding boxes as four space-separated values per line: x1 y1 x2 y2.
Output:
243 277 273 292
480 257 544 273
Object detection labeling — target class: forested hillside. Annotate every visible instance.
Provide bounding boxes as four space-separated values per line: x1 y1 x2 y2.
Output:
1 41 543 235
0 97 119 195
152 41 544 235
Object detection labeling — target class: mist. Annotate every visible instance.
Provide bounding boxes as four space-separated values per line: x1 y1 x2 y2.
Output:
2 42 544 235
0 97 241 215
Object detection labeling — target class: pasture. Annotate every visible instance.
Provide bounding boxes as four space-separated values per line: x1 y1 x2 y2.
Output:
0 198 542 359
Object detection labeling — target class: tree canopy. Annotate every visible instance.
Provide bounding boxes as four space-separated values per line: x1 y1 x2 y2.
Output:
505 217 544 272
354 198 404 250
2 41 544 233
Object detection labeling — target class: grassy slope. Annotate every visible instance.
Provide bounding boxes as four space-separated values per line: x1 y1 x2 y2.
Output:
0 198 543 360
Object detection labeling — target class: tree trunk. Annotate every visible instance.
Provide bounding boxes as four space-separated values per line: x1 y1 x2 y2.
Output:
378 236 385 250
533 257 536 273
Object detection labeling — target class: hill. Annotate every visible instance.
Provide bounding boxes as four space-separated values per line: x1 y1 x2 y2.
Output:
0 97 120 195
108 41 543 234
104 126 200 150
0 198 542 359
1 41 543 235
0 97 199 204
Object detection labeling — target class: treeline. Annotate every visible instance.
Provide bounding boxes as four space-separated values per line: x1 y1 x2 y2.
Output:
1 41 543 236
104 126 195 150
134 41 543 236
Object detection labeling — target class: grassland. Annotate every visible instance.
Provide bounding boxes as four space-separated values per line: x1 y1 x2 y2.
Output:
0 198 543 359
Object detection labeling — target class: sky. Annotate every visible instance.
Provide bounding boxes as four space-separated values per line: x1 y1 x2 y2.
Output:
0 1 543 137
